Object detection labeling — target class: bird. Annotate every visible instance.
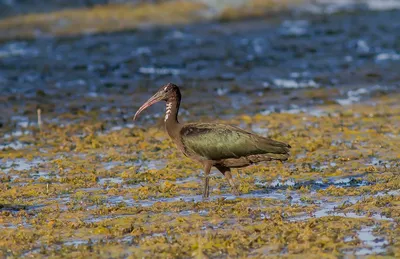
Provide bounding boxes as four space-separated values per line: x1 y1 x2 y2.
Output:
134 83 291 198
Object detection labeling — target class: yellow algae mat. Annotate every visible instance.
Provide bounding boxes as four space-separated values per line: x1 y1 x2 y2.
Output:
0 94 399 257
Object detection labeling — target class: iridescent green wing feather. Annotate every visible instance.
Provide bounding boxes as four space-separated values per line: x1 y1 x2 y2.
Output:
180 123 290 160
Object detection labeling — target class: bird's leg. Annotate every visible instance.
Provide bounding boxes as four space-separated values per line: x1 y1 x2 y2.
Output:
216 165 240 196
202 161 212 199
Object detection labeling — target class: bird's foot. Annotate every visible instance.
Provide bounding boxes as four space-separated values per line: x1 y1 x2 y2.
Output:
202 194 210 200
202 181 210 200
202 187 210 200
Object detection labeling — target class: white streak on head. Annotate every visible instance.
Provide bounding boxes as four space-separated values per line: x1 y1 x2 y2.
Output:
165 102 173 121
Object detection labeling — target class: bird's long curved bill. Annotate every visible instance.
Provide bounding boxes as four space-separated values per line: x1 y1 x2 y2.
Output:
133 94 161 120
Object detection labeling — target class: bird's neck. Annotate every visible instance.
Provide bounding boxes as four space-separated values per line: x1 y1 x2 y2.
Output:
165 90 181 139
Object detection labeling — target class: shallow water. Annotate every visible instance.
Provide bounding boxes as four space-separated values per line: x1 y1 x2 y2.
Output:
1 0 400 257
1 1 400 128
354 226 389 255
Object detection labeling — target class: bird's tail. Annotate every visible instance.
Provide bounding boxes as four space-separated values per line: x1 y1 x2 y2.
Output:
248 153 290 163
220 153 289 168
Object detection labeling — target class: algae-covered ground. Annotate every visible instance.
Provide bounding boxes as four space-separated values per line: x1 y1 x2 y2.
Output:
0 0 303 41
1 0 400 258
1 93 399 258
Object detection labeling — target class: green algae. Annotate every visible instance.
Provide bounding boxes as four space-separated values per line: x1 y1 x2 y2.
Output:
0 94 400 258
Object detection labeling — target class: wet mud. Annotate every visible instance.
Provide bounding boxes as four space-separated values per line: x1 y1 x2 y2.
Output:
0 0 400 258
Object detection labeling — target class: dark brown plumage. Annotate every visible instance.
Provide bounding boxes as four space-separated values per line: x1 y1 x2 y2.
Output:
134 83 291 198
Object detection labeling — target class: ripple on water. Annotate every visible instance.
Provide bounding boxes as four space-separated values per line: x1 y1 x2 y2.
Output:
1 158 44 174
0 42 39 58
279 20 309 36
138 67 183 75
256 175 370 191
290 190 397 222
101 158 166 171
354 227 389 255
98 177 124 185
0 141 30 151
134 159 167 170
3 130 31 139
63 240 90 247
102 190 293 209
301 0 400 14
375 52 400 61
272 78 319 89
101 161 123 170
336 88 368 106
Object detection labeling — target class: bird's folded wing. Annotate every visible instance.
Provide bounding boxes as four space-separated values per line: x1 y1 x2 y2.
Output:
180 123 290 160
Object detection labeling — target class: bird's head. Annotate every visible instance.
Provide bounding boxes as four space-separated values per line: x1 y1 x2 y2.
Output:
134 83 179 120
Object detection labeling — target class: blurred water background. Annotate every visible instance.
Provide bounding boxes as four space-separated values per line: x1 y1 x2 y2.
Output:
1 0 400 126
1 0 400 17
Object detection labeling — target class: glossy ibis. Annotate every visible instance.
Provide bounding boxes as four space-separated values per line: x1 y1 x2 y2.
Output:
134 83 291 198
